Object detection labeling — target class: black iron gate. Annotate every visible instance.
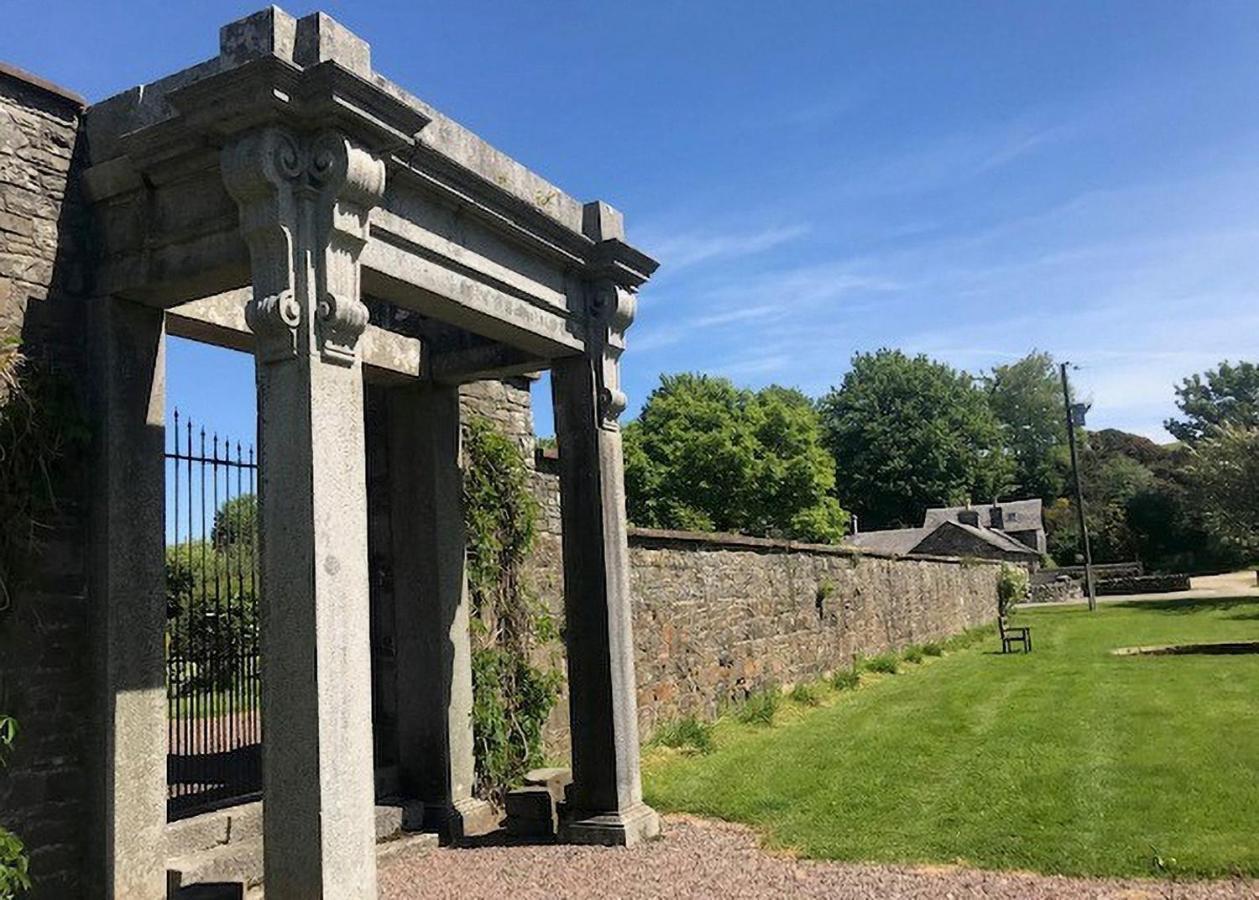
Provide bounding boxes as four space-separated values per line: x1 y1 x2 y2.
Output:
166 410 262 820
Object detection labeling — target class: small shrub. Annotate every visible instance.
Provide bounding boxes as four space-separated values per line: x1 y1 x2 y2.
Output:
789 683 821 706
736 686 781 725
922 642 944 657
831 669 861 691
998 563 1030 617
864 653 899 675
653 715 715 754
0 715 29 898
903 645 925 664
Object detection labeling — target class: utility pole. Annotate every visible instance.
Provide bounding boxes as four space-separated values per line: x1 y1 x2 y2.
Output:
1060 362 1097 611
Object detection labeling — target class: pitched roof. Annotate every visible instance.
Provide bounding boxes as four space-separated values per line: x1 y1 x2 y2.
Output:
845 520 1039 559
942 520 1040 556
922 498 1044 531
844 528 930 555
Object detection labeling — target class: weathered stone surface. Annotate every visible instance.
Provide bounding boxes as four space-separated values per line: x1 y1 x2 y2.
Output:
0 65 92 900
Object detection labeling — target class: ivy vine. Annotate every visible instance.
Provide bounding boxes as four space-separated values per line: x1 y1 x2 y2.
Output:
462 417 561 804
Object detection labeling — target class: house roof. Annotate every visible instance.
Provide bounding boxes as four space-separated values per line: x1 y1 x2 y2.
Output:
941 520 1040 557
845 520 1039 559
922 498 1044 531
845 528 930 555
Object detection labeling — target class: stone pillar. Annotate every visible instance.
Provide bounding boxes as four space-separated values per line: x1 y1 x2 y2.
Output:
387 383 495 838
90 296 167 900
223 126 383 899
551 279 659 846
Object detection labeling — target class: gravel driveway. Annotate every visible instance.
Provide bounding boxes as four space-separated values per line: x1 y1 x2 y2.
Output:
377 815 1256 899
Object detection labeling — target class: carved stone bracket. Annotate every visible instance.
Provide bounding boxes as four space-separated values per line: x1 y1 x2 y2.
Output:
222 126 385 365
589 280 637 430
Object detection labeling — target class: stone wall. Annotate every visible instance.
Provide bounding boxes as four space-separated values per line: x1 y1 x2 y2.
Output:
529 441 1001 758
0 64 91 898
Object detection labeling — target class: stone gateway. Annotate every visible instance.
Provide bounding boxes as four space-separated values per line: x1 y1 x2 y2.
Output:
2 7 659 899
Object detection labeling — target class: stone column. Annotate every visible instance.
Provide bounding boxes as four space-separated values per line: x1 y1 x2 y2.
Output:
223 127 383 899
91 296 167 900
551 280 659 846
387 383 495 838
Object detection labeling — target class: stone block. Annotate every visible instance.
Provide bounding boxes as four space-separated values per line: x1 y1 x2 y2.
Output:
522 766 572 803
294 12 372 78
218 7 297 69
504 786 557 837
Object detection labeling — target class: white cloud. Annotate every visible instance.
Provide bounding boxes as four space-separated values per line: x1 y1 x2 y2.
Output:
639 224 810 272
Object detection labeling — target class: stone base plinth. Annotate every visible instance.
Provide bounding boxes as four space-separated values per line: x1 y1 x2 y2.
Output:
429 797 500 841
558 803 661 847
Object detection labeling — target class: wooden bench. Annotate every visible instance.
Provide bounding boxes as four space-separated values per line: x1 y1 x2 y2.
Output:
999 616 1032 654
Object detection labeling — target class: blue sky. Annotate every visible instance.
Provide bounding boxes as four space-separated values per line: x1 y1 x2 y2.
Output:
9 1 1259 444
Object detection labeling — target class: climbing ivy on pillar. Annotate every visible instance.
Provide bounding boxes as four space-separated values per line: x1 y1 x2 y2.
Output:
462 416 561 802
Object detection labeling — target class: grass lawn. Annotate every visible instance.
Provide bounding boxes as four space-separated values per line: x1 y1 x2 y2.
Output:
642 596 1259 879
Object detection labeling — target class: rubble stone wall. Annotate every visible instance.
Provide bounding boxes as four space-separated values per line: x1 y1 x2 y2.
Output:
0 65 91 899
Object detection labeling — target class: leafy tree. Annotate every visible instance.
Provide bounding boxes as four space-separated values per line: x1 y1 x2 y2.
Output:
1044 427 1243 572
1165 360 1259 445
985 351 1069 500
210 493 257 549
820 350 1012 529
624 374 849 543
1185 425 1259 561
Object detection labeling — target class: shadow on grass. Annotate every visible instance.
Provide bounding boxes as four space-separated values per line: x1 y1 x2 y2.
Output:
1110 596 1259 616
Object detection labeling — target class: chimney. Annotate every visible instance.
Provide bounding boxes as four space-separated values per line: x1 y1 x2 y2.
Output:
957 509 980 527
989 504 1005 531
850 514 860 535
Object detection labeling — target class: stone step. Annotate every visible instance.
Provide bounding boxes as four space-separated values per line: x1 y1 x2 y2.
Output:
168 803 434 898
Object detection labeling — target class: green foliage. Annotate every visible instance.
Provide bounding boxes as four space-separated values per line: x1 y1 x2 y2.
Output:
0 716 30 898
652 716 715 754
210 493 257 550
788 683 821 706
0 828 28 900
863 653 899 675
1166 360 1259 445
1044 428 1242 573
0 336 89 618
735 686 781 726
922 642 944 657
1185 425 1259 561
165 538 258 693
624 374 849 543
831 669 861 691
997 563 1029 617
821 349 1012 530
463 418 560 802
902 645 925 664
985 351 1070 500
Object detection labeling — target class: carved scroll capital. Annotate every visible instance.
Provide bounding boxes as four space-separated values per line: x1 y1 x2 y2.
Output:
589 280 638 429
309 131 385 365
222 127 304 363
221 127 385 365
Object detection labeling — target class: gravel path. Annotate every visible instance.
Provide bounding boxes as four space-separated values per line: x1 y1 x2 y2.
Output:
378 815 1256 899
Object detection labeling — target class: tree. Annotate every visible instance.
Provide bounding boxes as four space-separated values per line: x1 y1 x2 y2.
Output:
210 493 257 549
1165 360 1259 445
624 374 849 543
985 351 1069 500
820 350 1012 529
1185 425 1259 561
1043 427 1243 572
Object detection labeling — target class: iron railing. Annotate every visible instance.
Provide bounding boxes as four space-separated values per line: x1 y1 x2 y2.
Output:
166 410 262 820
